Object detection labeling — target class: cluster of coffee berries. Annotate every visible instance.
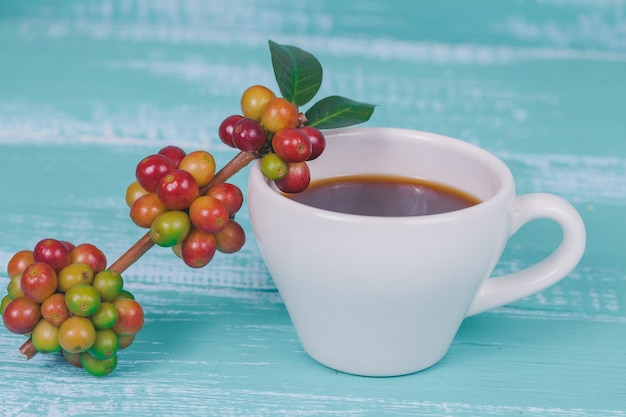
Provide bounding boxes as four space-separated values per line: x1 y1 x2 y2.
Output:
1 238 144 377
127 146 246 268
218 85 326 193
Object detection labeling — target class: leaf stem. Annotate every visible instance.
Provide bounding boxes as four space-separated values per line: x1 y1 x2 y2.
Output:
19 338 37 360
108 231 154 275
200 150 257 195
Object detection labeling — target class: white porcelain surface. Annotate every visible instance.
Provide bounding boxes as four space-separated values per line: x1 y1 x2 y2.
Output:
247 127 586 376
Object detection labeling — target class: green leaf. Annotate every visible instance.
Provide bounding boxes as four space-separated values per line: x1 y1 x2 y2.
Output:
269 40 323 107
305 96 376 129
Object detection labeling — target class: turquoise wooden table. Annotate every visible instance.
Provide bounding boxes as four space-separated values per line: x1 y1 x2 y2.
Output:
1 1 625 416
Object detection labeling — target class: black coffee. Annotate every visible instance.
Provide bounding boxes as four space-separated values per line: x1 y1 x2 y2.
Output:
286 174 480 217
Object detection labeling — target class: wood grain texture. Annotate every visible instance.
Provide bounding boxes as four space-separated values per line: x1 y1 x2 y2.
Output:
1 0 625 416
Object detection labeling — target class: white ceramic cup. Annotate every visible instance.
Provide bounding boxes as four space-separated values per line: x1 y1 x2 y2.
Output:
247 127 586 377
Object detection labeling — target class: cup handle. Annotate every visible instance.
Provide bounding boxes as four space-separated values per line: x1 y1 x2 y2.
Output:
466 193 586 317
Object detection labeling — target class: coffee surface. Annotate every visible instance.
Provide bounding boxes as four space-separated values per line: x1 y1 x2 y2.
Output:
286 175 480 217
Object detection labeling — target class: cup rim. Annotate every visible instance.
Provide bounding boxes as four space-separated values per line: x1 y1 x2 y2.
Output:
249 127 515 222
